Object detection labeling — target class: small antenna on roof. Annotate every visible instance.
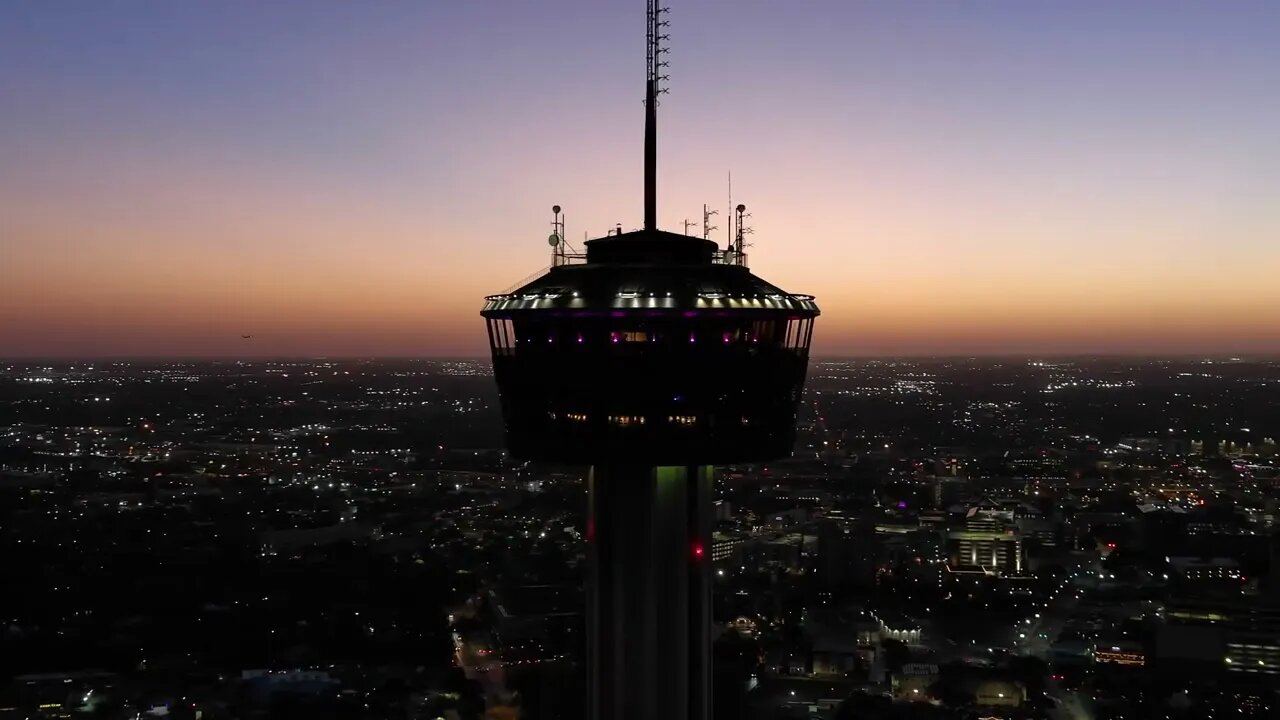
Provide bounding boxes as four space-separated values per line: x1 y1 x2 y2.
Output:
734 203 753 267
702 204 718 241
549 205 565 265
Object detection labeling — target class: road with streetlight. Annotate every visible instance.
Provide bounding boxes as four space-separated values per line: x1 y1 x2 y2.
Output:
1000 551 1099 720
1011 551 1098 659
1048 678 1093 720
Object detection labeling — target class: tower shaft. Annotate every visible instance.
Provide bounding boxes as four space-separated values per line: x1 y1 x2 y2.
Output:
587 464 713 720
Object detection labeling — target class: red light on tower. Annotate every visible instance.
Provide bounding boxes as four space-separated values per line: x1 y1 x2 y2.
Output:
692 542 704 560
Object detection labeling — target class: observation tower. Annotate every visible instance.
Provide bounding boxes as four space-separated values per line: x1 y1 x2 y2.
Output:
480 3 818 719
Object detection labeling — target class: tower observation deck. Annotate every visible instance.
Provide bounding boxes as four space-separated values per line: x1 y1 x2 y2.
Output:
482 235 818 465
480 3 818 719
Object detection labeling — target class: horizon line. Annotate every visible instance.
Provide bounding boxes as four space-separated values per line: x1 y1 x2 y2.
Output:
2 353 1278 363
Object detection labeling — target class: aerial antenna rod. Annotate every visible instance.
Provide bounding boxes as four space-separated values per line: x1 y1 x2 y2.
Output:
644 0 669 231
726 170 732 248
734 203 753 267
549 205 567 266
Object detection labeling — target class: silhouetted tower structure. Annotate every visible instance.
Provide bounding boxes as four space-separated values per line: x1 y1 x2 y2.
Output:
480 4 818 719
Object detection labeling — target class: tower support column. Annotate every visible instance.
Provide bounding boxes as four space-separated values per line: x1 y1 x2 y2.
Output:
586 464 713 720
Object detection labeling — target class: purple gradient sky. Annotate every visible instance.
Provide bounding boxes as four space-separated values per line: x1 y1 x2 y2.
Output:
2 1 1278 357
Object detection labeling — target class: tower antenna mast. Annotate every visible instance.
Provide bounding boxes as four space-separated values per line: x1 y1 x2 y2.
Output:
644 0 669 231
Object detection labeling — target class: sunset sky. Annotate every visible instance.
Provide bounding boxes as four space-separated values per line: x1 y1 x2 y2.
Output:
3 1 1278 358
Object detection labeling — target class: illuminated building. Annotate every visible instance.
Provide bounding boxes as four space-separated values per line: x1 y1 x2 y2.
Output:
947 507 1025 576
1093 642 1146 666
973 679 1025 708
1159 599 1280 676
1168 556 1246 590
478 3 818 718
869 608 922 644
710 532 743 564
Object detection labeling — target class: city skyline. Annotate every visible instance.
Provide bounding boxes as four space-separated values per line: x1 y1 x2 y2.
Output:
3 355 1279 718
4 0 1280 358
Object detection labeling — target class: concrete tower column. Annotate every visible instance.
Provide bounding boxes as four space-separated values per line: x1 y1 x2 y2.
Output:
586 465 713 720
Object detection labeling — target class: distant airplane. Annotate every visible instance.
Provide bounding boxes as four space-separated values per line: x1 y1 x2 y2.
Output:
241 335 253 339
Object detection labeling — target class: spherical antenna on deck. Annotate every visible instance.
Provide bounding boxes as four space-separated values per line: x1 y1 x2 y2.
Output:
736 204 746 213
552 205 562 215
548 233 562 247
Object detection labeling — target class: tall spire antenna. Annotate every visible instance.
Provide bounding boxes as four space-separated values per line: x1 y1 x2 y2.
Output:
644 0 669 231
